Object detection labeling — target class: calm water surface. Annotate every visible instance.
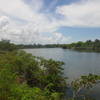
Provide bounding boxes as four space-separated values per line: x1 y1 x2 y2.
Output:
24 48 100 100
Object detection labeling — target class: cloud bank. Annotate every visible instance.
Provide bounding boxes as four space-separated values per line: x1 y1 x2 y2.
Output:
0 0 100 44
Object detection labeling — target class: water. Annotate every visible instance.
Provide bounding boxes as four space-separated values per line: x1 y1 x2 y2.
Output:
24 48 100 100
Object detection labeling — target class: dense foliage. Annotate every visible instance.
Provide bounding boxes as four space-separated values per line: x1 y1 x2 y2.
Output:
0 40 18 51
0 50 66 100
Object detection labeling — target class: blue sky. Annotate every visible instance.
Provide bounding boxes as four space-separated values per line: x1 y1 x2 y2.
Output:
42 0 80 12
0 0 100 44
58 27 100 43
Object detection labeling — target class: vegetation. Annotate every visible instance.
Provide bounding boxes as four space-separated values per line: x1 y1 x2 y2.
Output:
18 39 100 52
70 74 100 100
0 50 67 100
0 39 18 51
62 39 100 52
1 39 100 52
18 44 62 49
0 40 100 100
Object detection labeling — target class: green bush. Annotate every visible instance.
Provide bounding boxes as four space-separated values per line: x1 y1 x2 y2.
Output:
0 50 66 100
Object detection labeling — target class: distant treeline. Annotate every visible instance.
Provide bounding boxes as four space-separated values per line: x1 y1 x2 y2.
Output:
62 39 100 51
0 39 100 52
18 39 100 52
18 44 62 48
0 40 62 51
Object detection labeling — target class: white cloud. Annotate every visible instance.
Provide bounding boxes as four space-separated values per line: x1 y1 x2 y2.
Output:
56 0 100 27
0 0 35 21
50 32 71 44
0 0 100 44
0 16 70 44
0 16 9 29
0 0 70 44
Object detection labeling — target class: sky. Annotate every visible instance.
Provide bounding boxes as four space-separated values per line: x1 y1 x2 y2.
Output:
0 0 100 44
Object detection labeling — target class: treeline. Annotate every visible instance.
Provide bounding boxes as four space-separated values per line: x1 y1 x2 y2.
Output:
0 40 61 49
17 39 100 52
18 44 62 49
1 39 100 52
62 39 100 51
0 40 100 100
0 40 18 51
